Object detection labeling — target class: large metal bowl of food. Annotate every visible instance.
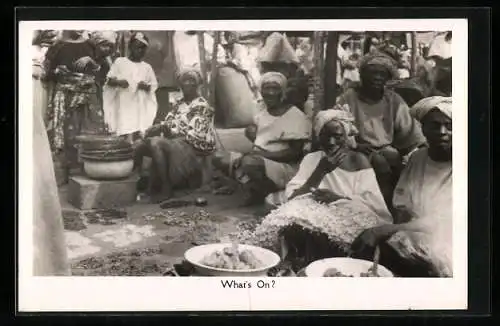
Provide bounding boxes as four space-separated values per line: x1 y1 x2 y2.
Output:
305 257 394 277
184 243 281 277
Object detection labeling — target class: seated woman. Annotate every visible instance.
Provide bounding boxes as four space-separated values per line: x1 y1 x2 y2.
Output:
335 49 427 211
213 72 312 206
134 67 216 203
351 96 453 277
243 109 393 266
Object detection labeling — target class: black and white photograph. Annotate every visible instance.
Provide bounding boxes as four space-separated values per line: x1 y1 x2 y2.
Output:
19 18 468 311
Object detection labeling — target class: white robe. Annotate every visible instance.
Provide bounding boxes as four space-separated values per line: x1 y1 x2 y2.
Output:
390 148 453 276
103 57 158 136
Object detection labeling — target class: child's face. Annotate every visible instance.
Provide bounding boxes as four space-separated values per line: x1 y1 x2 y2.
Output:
129 40 147 61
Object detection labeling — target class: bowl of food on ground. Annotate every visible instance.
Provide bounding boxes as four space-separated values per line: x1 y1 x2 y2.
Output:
305 257 394 277
184 242 281 277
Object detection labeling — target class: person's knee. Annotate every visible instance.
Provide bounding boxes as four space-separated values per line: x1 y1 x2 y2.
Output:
147 136 164 149
240 155 266 179
212 151 231 171
240 154 264 169
379 146 402 167
370 153 391 174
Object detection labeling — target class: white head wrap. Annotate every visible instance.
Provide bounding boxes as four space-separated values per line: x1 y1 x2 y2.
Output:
411 96 452 121
260 71 288 92
314 105 358 138
91 31 118 45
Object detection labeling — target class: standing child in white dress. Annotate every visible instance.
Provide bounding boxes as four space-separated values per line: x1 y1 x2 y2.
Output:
103 32 158 142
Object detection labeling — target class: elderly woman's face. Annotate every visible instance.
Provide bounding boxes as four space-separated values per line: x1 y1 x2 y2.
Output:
261 82 283 108
422 109 452 154
179 75 199 97
319 121 346 152
361 64 390 90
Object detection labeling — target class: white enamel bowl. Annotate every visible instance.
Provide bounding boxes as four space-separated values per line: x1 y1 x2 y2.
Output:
184 243 281 277
305 257 394 277
82 159 134 180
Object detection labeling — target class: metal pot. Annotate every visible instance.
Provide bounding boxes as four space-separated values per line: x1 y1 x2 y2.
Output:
76 134 131 152
80 147 135 159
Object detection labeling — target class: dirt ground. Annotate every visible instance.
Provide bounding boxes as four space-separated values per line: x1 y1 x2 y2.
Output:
60 175 268 276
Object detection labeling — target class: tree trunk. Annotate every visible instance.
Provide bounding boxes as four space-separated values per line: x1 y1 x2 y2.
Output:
312 31 325 115
197 31 209 99
209 31 220 107
324 31 339 109
410 32 418 77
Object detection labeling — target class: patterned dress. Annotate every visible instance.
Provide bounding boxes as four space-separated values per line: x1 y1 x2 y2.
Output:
163 96 216 154
44 40 108 170
152 96 217 189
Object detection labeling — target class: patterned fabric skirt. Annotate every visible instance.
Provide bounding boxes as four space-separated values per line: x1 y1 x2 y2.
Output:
46 79 107 170
152 138 209 190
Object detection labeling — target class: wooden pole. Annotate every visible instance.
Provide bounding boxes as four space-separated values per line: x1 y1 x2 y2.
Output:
197 31 209 99
410 31 418 77
312 31 325 115
209 31 220 107
324 31 339 109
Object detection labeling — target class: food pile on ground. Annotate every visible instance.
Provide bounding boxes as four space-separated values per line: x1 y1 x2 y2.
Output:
323 268 354 277
232 196 386 254
63 209 127 231
200 243 264 270
323 267 380 277
72 248 172 276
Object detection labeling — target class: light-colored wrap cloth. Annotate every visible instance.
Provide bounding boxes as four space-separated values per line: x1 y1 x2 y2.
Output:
411 96 452 121
90 30 117 45
260 71 288 89
313 105 359 138
177 66 203 85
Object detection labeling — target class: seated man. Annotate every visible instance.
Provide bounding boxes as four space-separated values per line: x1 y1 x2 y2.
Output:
213 72 312 205
351 96 453 277
335 50 427 211
134 67 216 203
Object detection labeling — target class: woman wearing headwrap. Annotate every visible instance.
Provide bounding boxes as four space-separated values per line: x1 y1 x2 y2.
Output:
103 32 158 143
213 71 312 206
244 107 392 268
335 50 427 211
273 107 391 220
351 97 453 277
44 30 108 183
90 31 118 87
133 66 216 203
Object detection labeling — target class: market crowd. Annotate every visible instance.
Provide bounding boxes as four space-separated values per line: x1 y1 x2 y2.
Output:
32 30 452 277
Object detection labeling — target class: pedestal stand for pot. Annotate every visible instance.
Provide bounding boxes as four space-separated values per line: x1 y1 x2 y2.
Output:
68 134 139 210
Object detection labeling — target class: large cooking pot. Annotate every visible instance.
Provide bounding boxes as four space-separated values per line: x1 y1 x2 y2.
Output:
76 134 135 180
75 134 132 152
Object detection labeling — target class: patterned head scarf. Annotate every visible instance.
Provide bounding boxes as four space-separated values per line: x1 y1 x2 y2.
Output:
130 32 149 47
314 105 359 138
260 71 288 93
177 66 203 85
359 51 399 79
411 96 452 121
90 31 117 45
